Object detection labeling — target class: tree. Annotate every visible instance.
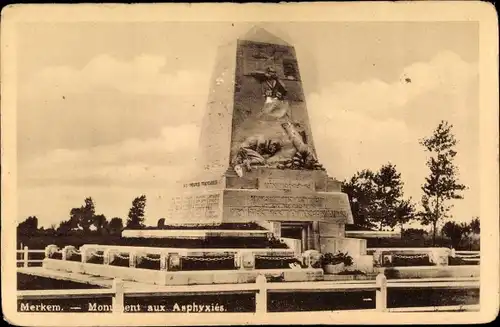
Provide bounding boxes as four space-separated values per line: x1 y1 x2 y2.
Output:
418 121 467 246
17 216 39 235
442 221 470 249
93 214 108 232
57 219 73 234
69 208 82 230
126 195 147 229
371 163 415 231
469 217 480 234
394 198 416 234
343 164 415 231
108 217 124 235
79 197 96 232
157 218 166 228
67 197 105 233
341 169 378 229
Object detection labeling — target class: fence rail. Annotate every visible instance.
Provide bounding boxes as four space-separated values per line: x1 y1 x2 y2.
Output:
16 273 479 314
17 247 45 267
454 251 480 263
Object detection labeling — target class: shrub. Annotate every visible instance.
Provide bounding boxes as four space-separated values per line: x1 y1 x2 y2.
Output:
402 228 427 239
321 252 353 266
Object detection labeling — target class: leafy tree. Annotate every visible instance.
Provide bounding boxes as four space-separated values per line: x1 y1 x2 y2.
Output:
469 217 480 234
17 216 38 230
67 197 105 232
343 164 415 231
79 197 96 232
57 219 73 234
371 163 415 230
93 214 108 232
126 195 147 229
341 170 378 229
108 217 124 235
69 208 82 230
394 198 416 234
17 216 39 235
418 121 467 246
442 221 470 249
157 218 166 228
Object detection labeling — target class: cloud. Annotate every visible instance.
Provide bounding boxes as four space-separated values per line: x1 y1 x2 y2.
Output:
313 51 477 121
17 54 211 226
18 123 201 227
18 54 210 162
308 51 479 223
25 54 210 97
19 124 200 188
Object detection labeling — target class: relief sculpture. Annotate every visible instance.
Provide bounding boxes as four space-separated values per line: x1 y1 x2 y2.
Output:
231 113 324 177
277 121 324 171
249 66 290 120
230 43 324 177
231 134 283 177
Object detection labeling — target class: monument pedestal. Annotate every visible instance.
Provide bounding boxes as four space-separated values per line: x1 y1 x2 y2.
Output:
168 167 371 270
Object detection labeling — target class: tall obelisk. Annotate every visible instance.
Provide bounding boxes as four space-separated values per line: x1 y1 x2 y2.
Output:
168 27 356 255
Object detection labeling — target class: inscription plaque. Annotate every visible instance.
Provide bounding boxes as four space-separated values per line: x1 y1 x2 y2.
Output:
259 178 315 191
168 193 222 222
222 190 353 223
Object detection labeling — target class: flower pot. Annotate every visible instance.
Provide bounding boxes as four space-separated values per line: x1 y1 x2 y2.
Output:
323 263 345 274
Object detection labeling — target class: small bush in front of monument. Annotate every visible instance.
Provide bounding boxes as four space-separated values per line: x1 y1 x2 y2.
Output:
321 252 353 266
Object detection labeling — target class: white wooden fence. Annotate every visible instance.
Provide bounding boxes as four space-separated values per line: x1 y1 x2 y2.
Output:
16 246 480 313
17 273 480 313
454 251 480 263
17 246 45 267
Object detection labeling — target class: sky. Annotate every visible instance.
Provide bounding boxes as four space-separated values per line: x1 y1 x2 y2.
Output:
16 21 479 228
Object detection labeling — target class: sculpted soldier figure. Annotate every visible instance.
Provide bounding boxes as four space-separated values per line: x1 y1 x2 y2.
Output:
249 66 290 119
231 135 283 177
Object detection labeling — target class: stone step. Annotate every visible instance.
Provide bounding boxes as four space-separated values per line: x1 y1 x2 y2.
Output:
95 237 289 249
122 229 272 239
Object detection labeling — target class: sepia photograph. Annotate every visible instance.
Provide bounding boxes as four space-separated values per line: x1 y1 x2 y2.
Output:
1 2 498 326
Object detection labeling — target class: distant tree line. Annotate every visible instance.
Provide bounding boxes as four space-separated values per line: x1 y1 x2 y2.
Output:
17 195 148 237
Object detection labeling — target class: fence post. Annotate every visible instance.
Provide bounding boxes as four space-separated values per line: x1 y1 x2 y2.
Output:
376 273 387 312
112 278 124 314
23 246 29 268
255 275 267 314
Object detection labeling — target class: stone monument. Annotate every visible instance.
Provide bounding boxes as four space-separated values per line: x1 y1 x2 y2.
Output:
164 26 369 265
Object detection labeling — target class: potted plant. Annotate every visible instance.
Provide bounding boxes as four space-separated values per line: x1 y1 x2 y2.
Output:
321 251 353 274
